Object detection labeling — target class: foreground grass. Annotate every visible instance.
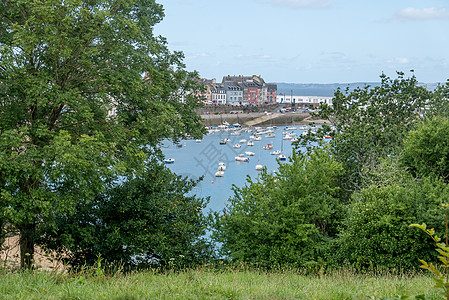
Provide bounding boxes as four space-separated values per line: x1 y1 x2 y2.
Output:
0 267 440 300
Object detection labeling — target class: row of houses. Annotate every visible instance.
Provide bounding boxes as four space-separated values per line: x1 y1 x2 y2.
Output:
199 75 333 107
199 75 278 106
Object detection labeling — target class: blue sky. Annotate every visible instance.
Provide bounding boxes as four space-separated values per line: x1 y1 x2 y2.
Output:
154 0 449 84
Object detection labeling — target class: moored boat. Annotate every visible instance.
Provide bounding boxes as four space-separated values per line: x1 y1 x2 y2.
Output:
164 158 175 164
235 154 249 162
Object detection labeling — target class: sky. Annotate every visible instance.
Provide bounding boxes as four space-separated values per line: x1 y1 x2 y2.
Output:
154 0 449 84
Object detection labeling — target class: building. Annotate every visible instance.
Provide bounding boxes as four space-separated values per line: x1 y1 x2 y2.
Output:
276 94 333 108
221 75 275 106
224 81 244 106
210 84 226 104
197 78 216 104
266 83 277 104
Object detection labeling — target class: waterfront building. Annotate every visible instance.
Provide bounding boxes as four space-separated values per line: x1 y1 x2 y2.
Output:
197 78 216 104
276 94 333 108
221 75 274 106
210 84 227 105
224 81 244 106
266 83 277 104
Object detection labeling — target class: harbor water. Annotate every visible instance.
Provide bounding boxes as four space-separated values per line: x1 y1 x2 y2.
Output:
162 126 314 214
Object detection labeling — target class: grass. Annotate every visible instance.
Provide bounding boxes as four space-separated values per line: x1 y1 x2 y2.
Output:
0 267 440 299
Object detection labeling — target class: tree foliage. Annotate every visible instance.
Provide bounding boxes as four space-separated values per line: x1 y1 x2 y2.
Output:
211 147 344 268
39 163 212 269
0 0 205 268
313 72 431 191
330 176 447 270
402 116 449 182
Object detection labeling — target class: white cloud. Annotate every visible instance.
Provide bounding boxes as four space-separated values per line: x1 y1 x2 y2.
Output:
386 57 410 64
186 53 210 59
396 7 449 20
236 54 272 60
266 0 331 9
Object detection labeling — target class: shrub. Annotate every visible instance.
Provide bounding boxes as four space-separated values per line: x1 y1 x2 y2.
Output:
329 177 448 270
211 146 344 268
39 163 213 269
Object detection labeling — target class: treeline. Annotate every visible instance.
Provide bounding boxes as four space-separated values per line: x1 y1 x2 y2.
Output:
1 0 449 272
211 73 449 270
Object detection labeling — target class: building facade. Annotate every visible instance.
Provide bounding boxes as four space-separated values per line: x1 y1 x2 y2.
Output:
210 84 226 104
276 94 333 108
224 81 244 106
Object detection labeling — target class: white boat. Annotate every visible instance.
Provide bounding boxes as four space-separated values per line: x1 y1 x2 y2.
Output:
255 164 264 171
218 162 226 171
291 137 299 142
283 135 292 140
249 135 256 140
230 131 241 136
233 143 241 148
245 151 255 156
278 154 287 161
247 141 254 146
299 126 308 130
225 138 231 142
265 133 275 138
253 136 262 141
239 139 247 143
215 170 225 177
270 150 281 155
279 136 287 161
195 139 202 143
235 154 249 162
164 158 175 164
219 139 227 145
263 143 273 150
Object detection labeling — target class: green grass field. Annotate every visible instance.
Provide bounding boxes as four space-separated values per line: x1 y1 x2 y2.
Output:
0 267 440 299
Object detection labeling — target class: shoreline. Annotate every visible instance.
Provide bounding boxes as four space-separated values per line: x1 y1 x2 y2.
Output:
200 112 329 127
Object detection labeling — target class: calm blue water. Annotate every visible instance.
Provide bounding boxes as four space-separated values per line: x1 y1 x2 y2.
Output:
162 126 311 214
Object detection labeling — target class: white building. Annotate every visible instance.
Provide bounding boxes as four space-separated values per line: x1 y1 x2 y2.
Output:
276 94 333 107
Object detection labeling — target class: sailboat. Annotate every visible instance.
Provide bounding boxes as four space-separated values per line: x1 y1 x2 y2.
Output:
255 143 263 171
278 136 287 161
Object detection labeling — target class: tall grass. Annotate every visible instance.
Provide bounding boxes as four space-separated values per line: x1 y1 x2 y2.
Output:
0 267 440 299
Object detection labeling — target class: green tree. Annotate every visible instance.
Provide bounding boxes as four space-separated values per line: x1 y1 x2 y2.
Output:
311 72 431 192
0 0 204 268
211 147 344 268
329 173 447 270
402 116 449 181
40 163 212 269
426 81 449 118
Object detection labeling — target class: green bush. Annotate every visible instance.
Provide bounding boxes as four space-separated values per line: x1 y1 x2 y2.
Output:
211 146 344 268
329 177 448 270
39 163 213 269
402 116 449 182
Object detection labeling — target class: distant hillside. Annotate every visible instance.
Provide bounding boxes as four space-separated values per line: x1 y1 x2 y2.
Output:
277 82 439 97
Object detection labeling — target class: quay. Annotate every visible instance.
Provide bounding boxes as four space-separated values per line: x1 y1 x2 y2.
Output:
200 111 328 127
